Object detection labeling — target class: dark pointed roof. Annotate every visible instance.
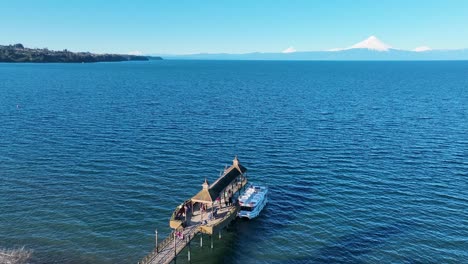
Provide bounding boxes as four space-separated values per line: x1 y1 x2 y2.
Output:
191 156 247 203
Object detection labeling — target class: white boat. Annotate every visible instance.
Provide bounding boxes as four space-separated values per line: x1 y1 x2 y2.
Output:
237 184 268 219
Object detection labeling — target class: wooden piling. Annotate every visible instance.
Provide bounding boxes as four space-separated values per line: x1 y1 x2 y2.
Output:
187 235 191 263
173 232 176 263
155 229 158 252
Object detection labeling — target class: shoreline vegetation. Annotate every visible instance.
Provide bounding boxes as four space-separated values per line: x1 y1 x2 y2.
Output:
0 247 32 264
0 43 161 63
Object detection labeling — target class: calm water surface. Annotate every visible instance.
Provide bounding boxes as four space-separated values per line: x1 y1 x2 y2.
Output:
1 61 467 263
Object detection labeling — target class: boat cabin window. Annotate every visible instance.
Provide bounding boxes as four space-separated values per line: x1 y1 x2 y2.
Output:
241 206 253 212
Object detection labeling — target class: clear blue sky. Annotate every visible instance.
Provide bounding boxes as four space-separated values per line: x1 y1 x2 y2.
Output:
2 0 468 54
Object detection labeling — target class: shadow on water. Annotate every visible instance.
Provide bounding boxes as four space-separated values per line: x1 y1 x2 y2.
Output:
270 220 422 264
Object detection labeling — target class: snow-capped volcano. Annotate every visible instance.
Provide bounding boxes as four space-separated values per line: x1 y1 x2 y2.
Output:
282 46 296 53
330 36 393 52
412 46 432 52
347 36 392 51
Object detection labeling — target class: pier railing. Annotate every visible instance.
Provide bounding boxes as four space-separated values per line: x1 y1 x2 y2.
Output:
139 225 200 264
139 230 175 264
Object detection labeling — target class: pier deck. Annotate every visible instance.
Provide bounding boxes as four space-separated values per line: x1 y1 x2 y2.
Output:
139 157 248 264
140 180 245 264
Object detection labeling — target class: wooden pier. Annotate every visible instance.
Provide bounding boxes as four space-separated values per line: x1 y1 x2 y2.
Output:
139 157 248 264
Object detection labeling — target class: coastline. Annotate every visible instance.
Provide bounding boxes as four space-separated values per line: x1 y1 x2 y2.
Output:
0 43 162 63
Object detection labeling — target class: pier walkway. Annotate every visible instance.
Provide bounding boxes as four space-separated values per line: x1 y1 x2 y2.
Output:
140 225 199 264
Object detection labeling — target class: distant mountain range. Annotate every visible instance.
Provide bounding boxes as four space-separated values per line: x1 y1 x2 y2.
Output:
161 36 468 60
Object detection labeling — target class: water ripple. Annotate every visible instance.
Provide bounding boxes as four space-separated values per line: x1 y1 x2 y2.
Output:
1 61 467 263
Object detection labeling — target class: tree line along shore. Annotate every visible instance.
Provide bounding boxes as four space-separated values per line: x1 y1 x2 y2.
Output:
0 44 162 63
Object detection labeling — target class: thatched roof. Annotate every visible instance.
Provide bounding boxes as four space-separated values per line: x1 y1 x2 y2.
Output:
191 178 213 203
191 156 247 204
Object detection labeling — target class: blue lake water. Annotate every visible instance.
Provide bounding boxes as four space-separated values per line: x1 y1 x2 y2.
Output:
1 61 467 263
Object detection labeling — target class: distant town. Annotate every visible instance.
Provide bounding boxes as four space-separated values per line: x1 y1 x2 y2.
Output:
0 44 161 63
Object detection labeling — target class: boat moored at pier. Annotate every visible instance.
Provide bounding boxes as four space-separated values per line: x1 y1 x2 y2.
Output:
237 184 268 219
